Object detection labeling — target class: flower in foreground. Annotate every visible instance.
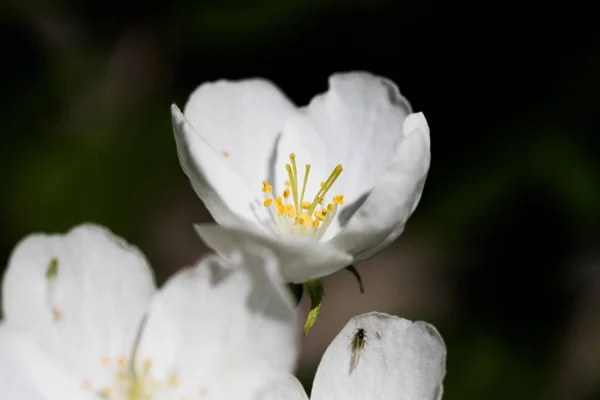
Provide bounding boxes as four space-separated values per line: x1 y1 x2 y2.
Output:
258 312 446 400
0 224 297 400
171 71 431 284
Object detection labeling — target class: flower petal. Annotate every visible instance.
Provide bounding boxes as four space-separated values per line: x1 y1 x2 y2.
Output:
135 246 298 398
1 223 156 387
0 326 93 400
294 72 413 205
183 78 298 191
255 373 309 400
330 112 431 260
172 104 266 227
194 224 353 283
311 312 446 400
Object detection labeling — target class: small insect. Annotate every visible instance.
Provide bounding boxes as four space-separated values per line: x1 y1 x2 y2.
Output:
349 328 367 373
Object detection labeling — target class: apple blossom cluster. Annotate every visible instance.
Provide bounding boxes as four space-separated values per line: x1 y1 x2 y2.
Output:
0 72 445 399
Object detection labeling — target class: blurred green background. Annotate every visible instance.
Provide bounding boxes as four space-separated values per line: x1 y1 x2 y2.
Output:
1 1 599 399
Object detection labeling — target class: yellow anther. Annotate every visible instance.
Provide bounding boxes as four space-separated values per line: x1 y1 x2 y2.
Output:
285 180 290 186
298 213 312 227
314 210 325 221
320 182 325 187
286 204 295 218
261 181 272 193
327 203 334 212
263 198 273 207
302 201 311 209
312 220 320 228
278 205 286 216
333 195 344 205
100 356 110 367
283 188 290 198
275 196 283 206
117 355 127 368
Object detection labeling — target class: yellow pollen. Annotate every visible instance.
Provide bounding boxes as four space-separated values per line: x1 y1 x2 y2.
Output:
261 181 272 193
286 204 295 218
260 154 344 238
314 210 325 221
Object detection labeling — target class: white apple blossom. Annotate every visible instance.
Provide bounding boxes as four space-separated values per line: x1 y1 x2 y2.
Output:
257 312 447 400
0 224 297 400
171 71 431 283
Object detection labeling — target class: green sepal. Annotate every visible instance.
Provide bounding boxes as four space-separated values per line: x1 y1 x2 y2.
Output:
303 278 324 336
287 283 304 306
345 264 364 293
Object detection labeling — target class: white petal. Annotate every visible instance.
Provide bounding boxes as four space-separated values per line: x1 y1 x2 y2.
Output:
172 104 267 227
254 373 309 400
294 72 412 205
330 113 431 260
1 223 156 387
311 312 446 400
135 246 298 398
183 78 298 191
194 224 353 283
0 326 93 400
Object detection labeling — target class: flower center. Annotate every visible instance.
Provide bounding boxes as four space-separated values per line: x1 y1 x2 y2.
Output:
261 153 344 239
82 355 184 400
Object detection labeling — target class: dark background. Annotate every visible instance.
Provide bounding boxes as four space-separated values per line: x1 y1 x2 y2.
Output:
1 1 599 399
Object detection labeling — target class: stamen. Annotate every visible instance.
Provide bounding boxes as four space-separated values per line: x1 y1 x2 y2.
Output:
333 195 344 205
260 154 344 239
306 164 343 215
300 164 311 206
314 210 326 221
261 181 272 193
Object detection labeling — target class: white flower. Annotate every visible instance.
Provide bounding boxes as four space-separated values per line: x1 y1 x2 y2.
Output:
0 224 297 400
257 312 447 400
171 71 431 283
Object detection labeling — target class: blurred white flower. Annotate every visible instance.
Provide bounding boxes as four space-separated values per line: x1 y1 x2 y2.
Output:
171 71 431 283
0 224 297 400
258 312 447 400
